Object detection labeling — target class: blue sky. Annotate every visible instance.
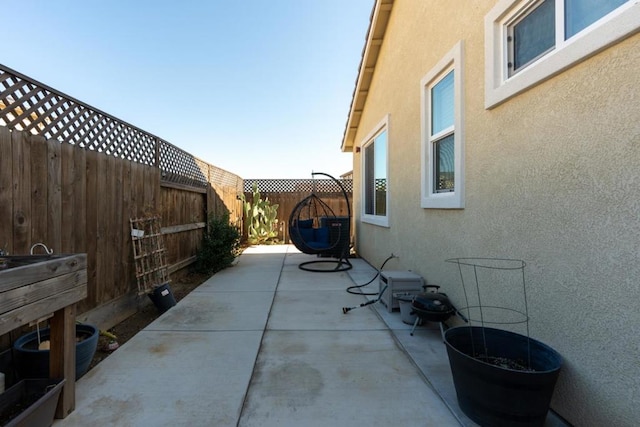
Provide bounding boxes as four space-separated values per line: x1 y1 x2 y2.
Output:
2 0 373 179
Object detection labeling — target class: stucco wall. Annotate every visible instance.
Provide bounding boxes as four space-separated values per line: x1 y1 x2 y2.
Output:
350 1 640 425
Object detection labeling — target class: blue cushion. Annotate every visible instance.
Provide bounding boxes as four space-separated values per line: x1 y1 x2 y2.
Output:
297 219 314 228
307 240 330 249
314 227 329 243
298 227 314 243
307 242 329 249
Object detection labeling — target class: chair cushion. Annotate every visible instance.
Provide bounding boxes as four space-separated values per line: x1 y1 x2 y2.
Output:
298 227 314 243
307 240 330 249
297 219 314 228
314 227 329 244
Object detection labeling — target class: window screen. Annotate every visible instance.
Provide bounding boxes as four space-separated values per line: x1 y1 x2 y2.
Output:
434 134 455 192
512 0 555 72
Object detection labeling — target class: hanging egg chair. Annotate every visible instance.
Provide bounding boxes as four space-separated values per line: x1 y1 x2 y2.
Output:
288 172 352 272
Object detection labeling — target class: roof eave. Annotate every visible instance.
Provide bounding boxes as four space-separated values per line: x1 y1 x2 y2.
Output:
341 0 394 152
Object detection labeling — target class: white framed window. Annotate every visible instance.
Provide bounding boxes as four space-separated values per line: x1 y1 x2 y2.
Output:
421 41 464 209
486 0 639 108
361 115 389 227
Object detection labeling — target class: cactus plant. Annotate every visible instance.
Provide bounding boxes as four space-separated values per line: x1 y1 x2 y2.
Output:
240 183 280 245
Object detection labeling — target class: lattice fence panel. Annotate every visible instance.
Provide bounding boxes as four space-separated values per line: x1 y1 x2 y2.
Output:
0 67 156 165
210 164 244 192
0 65 245 191
244 179 353 194
158 140 208 188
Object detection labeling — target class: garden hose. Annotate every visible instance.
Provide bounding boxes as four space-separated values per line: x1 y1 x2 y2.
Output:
342 254 397 313
342 285 387 314
345 253 396 296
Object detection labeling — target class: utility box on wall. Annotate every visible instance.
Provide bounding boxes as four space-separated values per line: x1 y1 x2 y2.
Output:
379 270 424 313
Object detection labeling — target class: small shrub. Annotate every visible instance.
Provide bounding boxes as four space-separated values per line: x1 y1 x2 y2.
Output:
195 213 241 275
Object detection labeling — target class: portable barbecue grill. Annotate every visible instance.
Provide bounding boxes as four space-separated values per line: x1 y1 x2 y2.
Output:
409 285 459 337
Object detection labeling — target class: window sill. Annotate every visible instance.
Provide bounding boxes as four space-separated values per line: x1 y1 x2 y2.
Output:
361 215 389 228
421 192 464 209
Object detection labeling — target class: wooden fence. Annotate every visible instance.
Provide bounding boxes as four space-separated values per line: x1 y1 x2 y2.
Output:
0 64 243 333
0 127 242 330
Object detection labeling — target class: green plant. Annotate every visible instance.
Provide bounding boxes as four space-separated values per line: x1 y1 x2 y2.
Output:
240 183 279 245
195 212 241 274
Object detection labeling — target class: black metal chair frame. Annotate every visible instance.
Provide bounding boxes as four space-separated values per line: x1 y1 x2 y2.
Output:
288 172 352 272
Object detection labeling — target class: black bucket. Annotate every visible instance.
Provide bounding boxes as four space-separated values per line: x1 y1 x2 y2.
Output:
444 326 562 427
148 283 176 313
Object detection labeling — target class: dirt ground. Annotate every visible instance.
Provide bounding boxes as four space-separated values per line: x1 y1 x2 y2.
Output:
88 270 211 371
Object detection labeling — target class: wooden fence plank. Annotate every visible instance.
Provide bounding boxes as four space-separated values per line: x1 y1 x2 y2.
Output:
162 222 206 234
95 154 109 302
130 162 145 217
100 155 113 302
84 149 99 309
143 165 160 215
47 139 62 253
0 127 13 253
112 156 125 299
12 130 31 254
73 145 87 253
30 135 48 248
120 159 133 299
61 143 75 254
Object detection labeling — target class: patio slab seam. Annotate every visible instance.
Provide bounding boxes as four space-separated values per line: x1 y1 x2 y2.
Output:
235 246 287 423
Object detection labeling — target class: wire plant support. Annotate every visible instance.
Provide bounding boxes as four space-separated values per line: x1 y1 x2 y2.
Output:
445 257 532 368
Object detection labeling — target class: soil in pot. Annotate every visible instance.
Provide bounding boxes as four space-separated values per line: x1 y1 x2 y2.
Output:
13 324 99 380
474 355 535 372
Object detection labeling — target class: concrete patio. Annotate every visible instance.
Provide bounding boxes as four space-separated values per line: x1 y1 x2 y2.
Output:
55 245 564 426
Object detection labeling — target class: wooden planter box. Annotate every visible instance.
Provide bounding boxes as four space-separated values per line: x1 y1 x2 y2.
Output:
0 254 87 419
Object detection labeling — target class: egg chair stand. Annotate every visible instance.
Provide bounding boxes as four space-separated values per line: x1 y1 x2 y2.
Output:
288 172 352 272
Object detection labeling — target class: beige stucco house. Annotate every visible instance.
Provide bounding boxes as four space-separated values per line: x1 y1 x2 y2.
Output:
342 0 640 425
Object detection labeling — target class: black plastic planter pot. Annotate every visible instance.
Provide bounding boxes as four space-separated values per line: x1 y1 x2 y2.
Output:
444 326 562 427
13 324 99 380
148 283 176 314
0 378 65 427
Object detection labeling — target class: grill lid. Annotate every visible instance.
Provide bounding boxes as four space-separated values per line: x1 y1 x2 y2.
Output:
412 292 454 313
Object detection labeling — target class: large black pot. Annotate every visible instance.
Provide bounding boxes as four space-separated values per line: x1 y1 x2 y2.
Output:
13 324 99 380
444 326 562 427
